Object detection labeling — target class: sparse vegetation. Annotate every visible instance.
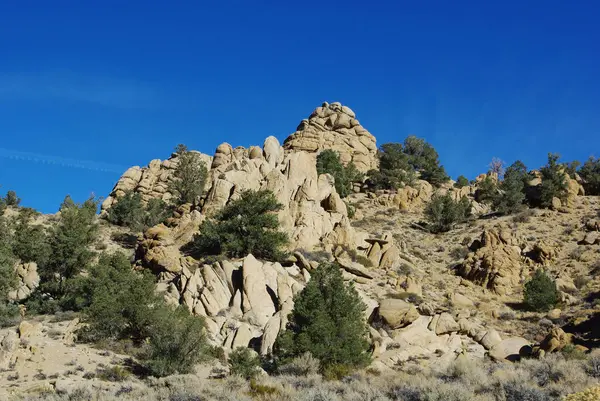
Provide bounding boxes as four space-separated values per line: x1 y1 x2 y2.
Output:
190 189 288 261
229 347 261 379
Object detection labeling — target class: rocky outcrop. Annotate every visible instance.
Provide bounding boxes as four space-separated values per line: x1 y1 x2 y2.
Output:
283 102 378 173
101 151 213 212
202 137 356 251
8 262 39 301
158 254 304 354
458 224 525 295
374 180 434 211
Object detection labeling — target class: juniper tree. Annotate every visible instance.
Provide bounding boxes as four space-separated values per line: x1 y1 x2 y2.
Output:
190 190 288 261
274 262 370 371
539 153 568 208
169 144 208 205
494 160 528 215
316 150 363 198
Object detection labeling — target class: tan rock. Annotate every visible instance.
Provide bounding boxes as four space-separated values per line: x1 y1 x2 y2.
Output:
378 299 420 329
458 223 524 295
242 255 276 327
489 337 530 361
429 313 460 335
283 102 377 173
480 329 502 350
449 293 474 309
539 327 573 353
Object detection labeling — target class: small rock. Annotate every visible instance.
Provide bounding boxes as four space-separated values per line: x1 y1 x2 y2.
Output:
547 309 561 320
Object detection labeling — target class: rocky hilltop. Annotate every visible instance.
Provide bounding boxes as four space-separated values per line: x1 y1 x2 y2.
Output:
1 102 600 400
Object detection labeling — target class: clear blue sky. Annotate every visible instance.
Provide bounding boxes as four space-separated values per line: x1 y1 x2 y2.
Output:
1 1 598 213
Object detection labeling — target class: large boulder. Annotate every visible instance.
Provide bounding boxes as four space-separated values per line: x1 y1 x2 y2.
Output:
283 102 378 173
488 337 530 362
458 224 525 295
378 299 420 329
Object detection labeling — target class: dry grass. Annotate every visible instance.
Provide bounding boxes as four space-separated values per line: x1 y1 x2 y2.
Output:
12 353 600 401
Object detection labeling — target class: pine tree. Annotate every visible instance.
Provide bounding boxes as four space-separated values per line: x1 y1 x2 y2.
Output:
524 269 559 312
454 175 469 188
494 160 528 215
539 153 568 208
424 193 471 233
579 157 600 195
169 144 208 205
190 190 288 261
274 263 370 371
316 150 363 198
38 196 99 299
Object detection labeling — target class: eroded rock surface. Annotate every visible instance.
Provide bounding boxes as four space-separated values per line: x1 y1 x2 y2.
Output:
283 102 378 173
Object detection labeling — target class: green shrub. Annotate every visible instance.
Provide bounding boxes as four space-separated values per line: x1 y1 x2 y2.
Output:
144 198 173 228
169 144 208 205
72 251 209 376
277 352 320 376
274 263 370 371
403 136 449 187
96 365 131 382
523 269 559 312
368 142 415 190
12 216 50 265
249 380 279 397
3 190 21 207
316 150 363 198
34 195 98 302
454 175 469 188
144 306 208 377
106 190 145 230
475 176 497 205
229 347 261 379
107 191 172 231
368 138 448 190
579 157 600 195
190 190 288 261
322 364 352 380
539 153 568 208
74 252 158 340
0 217 19 326
424 193 471 233
494 160 528 215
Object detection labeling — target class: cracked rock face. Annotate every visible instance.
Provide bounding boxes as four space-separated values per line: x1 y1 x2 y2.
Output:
458 224 525 295
283 102 378 173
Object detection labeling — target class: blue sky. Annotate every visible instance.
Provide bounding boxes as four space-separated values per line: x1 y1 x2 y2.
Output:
0 1 598 213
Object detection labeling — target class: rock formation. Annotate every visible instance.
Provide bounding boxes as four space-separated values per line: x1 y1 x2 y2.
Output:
458 224 525 295
101 151 213 212
8 262 39 301
283 102 378 173
155 254 304 354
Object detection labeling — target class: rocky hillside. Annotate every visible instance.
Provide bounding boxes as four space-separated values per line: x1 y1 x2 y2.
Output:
1 101 600 400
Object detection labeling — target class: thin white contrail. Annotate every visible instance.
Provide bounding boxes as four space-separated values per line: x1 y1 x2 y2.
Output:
0 147 127 174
